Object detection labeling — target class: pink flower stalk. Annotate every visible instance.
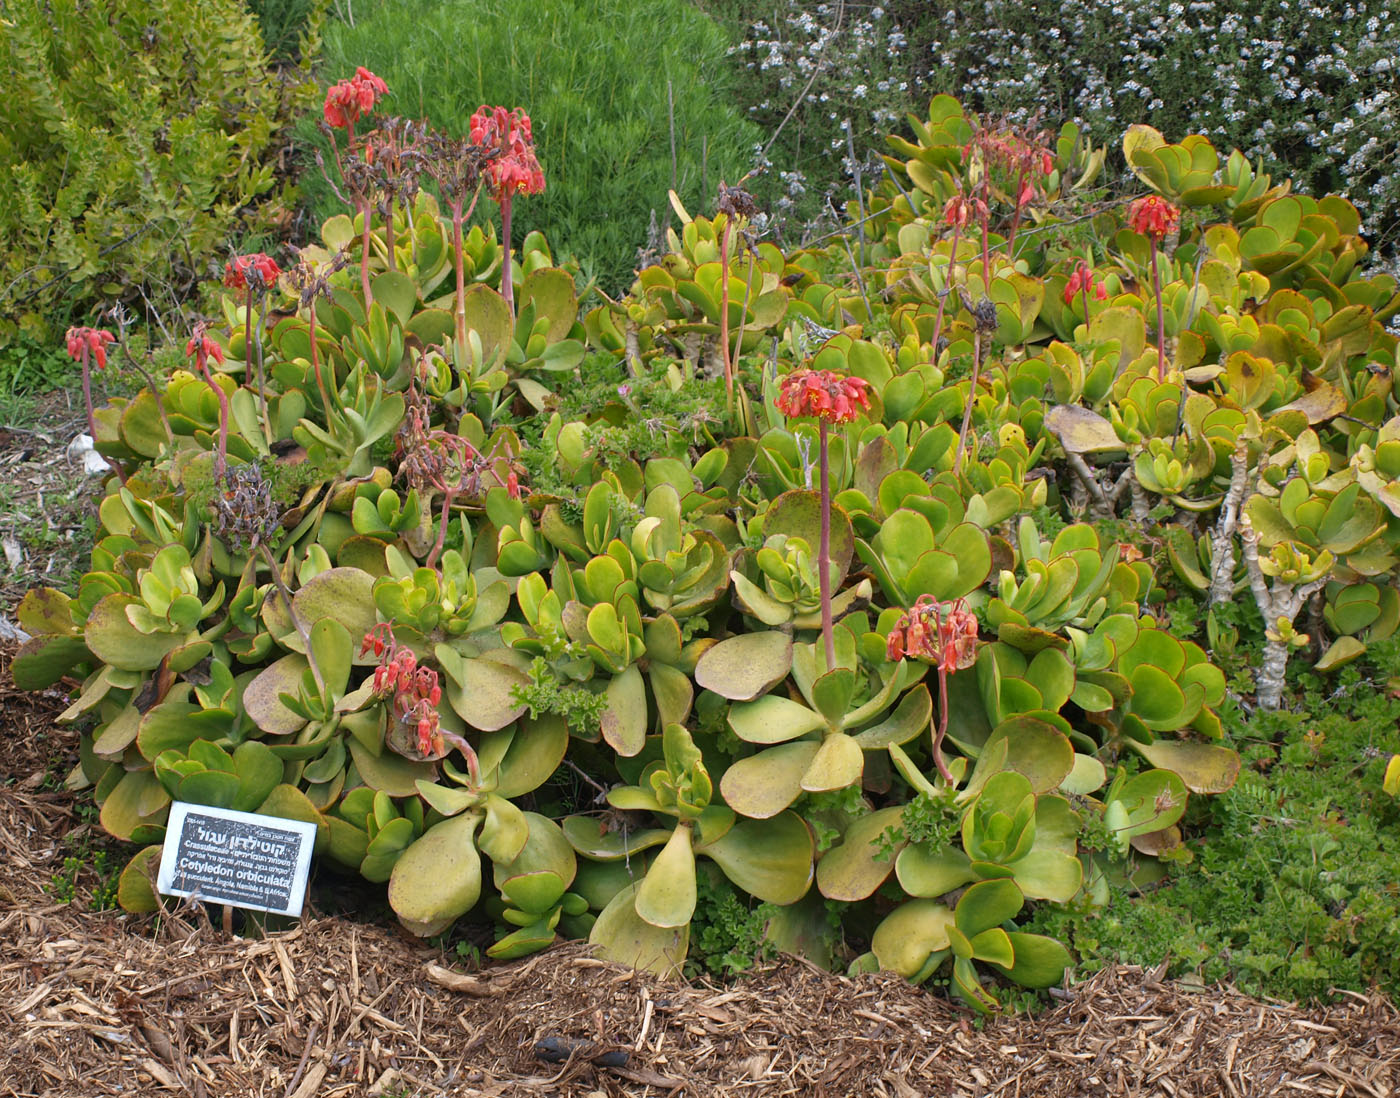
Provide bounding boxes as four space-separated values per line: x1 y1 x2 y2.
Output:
1064 258 1108 326
470 106 545 312
887 595 980 781
1127 195 1181 380
186 329 230 479
775 369 872 670
65 326 120 478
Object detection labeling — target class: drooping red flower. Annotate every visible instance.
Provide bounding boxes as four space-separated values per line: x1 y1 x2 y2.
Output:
323 67 388 129
943 193 989 229
886 595 980 673
64 327 115 370
1127 195 1181 242
469 105 546 200
224 253 282 293
774 369 872 425
185 334 225 367
1063 259 1110 306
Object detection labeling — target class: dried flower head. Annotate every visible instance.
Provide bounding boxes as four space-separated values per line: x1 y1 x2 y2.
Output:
65 326 115 370
469 106 545 200
210 462 283 551
774 369 872 424
1127 195 1181 242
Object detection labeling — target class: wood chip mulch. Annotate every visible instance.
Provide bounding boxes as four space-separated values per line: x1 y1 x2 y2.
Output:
2 642 1399 1097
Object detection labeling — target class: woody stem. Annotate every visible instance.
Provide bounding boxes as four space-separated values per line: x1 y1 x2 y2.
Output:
819 421 835 671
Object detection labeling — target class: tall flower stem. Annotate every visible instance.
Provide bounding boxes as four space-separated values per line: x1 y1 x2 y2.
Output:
818 420 835 671
1005 167 1027 258
450 190 482 353
1150 237 1167 381
309 298 331 415
254 290 272 444
719 216 733 411
500 193 514 313
358 197 374 313
386 195 397 273
979 195 992 293
933 664 953 782
929 221 962 364
954 326 983 475
257 541 326 697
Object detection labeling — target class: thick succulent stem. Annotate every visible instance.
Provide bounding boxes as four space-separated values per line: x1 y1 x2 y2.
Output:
819 421 836 672
1151 237 1167 381
1240 514 1326 710
1209 444 1249 605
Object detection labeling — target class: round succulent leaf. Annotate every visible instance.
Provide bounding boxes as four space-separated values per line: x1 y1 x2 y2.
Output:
985 717 1075 792
388 812 484 931
633 825 697 929
816 805 906 901
359 816 417 882
258 784 329 851
765 490 854 581
231 742 283 812
1127 664 1189 729
601 664 648 757
284 568 377 651
493 812 578 893
499 870 567 915
243 654 312 736
718 741 820 819
727 695 825 745
996 932 1072 989
701 811 814 905
479 795 530 864
1316 636 1366 670
86 594 190 671
648 661 695 729
562 815 672 860
954 878 1024 937
117 845 164 914
895 844 975 899
589 881 689 976
1059 753 1107 795
100 769 170 842
325 816 370 870
800 731 864 792
694 631 793 701
972 926 1016 968
11 635 91 691
852 684 933 749
1004 847 1083 903
871 899 955 979
493 715 570 798
348 740 437 797
439 648 530 731
174 769 241 809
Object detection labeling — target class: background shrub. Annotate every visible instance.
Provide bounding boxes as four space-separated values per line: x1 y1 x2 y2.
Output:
0 0 302 343
308 0 763 290
701 1 1399 266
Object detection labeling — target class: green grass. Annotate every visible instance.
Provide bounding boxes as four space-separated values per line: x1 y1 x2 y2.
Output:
306 0 763 291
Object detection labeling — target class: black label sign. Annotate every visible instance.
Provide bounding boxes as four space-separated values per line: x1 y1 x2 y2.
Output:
157 803 318 917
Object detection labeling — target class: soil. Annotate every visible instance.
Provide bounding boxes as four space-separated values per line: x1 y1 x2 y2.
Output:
2 641 1398 1098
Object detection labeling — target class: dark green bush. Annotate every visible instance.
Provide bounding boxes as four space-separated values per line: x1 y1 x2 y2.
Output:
0 0 301 342
308 0 762 289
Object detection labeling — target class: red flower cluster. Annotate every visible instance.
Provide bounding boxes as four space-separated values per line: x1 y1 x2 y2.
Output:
965 127 1054 208
1063 260 1109 306
185 334 225 367
362 625 444 757
943 193 989 229
323 67 388 130
886 595 980 673
774 369 872 425
65 327 115 370
224 253 281 293
1127 195 1181 241
469 106 545 200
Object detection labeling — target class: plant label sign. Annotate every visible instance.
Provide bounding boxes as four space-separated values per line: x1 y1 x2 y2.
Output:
157 803 318 917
